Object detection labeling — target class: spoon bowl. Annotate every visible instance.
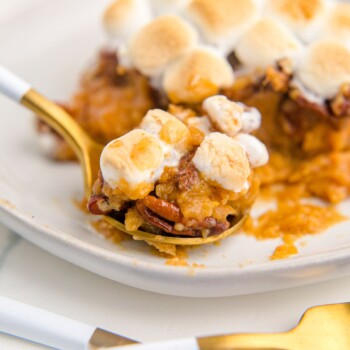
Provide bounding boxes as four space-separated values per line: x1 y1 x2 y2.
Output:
0 65 245 245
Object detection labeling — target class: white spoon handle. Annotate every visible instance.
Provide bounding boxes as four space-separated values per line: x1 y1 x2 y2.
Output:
0 65 31 101
0 296 96 350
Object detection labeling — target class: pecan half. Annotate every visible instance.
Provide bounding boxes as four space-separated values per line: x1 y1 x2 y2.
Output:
139 196 182 223
136 200 200 237
136 197 230 238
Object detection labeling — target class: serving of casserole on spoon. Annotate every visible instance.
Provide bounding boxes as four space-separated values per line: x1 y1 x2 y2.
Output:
0 67 268 246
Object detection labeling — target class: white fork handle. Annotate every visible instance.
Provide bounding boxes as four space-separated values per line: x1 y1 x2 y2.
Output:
120 338 199 350
0 296 96 350
0 65 31 102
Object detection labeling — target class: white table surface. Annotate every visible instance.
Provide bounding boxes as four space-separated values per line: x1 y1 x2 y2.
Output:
1 0 350 348
0 222 349 349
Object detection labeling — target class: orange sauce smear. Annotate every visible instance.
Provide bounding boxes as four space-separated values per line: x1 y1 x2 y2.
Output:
244 195 346 260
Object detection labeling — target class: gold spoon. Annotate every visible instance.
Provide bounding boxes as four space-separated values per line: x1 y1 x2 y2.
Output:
0 65 245 245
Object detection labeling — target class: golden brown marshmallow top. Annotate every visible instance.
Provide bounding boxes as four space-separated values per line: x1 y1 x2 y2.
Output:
129 15 197 76
162 48 234 104
296 39 350 99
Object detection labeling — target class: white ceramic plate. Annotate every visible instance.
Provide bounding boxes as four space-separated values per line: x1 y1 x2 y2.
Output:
1 0 350 298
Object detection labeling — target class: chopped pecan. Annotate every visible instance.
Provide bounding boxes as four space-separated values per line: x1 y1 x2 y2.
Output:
88 194 112 215
289 88 330 118
175 152 199 191
330 83 350 118
185 217 230 234
96 50 127 85
262 59 293 93
227 51 242 71
205 219 230 235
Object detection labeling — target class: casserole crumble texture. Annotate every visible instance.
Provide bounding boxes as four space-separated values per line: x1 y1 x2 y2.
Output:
225 67 350 204
244 200 345 260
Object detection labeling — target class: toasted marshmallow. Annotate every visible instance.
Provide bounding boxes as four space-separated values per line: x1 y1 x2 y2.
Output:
163 47 234 104
321 3 350 42
140 109 190 152
186 0 260 55
186 116 213 136
100 129 165 198
192 133 250 192
103 0 152 43
149 0 190 16
129 15 197 77
237 103 262 133
235 18 303 70
235 133 269 168
203 95 243 137
265 0 328 42
296 39 350 99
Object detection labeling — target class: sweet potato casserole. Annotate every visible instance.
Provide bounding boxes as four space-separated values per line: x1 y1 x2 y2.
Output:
37 0 350 255
88 96 268 238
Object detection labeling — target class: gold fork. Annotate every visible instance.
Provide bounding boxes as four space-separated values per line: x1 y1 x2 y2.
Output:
114 303 350 349
1 297 348 349
0 65 244 245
